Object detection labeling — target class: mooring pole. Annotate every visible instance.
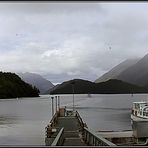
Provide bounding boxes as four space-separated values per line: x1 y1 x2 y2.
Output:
58 96 60 110
55 96 57 112
51 96 54 117
72 87 74 111
71 81 75 111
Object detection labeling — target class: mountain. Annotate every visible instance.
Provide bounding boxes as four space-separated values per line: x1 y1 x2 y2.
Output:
50 78 148 94
94 79 147 94
116 54 148 86
95 58 139 83
45 84 60 94
17 72 54 94
0 72 39 99
50 79 94 94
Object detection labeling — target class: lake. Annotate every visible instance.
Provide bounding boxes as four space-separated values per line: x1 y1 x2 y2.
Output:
0 93 148 145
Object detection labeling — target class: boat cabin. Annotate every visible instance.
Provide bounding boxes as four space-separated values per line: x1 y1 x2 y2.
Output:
132 101 148 119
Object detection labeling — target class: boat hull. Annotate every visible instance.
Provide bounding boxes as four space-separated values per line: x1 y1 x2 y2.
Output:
131 114 148 138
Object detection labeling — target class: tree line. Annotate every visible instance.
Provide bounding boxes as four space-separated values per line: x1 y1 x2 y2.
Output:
0 72 39 99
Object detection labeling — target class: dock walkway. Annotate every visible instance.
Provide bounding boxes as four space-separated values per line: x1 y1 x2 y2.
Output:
45 107 116 146
55 116 86 146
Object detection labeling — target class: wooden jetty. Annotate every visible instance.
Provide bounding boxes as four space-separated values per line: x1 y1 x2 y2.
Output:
45 96 148 146
45 96 116 146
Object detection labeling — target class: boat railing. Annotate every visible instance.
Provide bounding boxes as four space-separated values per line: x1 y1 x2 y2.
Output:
51 127 64 146
83 127 117 146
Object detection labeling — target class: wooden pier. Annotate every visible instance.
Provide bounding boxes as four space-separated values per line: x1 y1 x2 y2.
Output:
45 96 148 146
45 106 116 146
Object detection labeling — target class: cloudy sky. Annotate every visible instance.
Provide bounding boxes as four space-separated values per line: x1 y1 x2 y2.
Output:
0 2 148 84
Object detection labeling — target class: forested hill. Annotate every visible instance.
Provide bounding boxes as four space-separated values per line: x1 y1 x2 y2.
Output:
0 72 39 99
50 79 148 94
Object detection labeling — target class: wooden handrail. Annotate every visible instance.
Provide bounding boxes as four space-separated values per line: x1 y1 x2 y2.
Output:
83 127 116 146
51 127 64 146
45 110 60 138
75 110 85 128
50 111 59 127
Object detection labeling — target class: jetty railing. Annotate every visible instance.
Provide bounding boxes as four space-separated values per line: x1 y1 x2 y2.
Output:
49 111 59 127
75 110 85 128
83 127 117 146
51 127 64 146
45 111 60 138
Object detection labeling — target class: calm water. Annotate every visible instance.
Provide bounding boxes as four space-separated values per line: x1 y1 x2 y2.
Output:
0 93 148 145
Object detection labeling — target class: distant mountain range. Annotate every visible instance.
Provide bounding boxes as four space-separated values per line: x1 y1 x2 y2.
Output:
116 54 148 86
16 53 148 95
17 72 54 94
45 84 60 94
95 54 148 87
95 58 139 83
50 79 148 94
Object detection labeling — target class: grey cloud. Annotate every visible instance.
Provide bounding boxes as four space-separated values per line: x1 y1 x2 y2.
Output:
0 2 102 14
0 3 148 84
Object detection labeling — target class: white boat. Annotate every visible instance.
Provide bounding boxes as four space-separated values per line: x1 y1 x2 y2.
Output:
131 101 148 139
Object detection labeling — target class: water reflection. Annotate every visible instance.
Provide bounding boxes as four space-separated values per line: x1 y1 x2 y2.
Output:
0 115 18 125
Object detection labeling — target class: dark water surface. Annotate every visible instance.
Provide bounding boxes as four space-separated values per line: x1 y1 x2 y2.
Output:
0 94 148 145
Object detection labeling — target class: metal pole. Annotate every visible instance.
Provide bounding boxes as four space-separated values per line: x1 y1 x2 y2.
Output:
72 84 74 111
55 96 57 112
51 96 54 117
58 96 60 110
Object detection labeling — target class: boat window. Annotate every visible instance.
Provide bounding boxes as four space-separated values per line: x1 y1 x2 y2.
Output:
143 111 146 116
143 107 148 111
135 104 137 109
133 104 136 109
135 103 140 109
143 111 148 117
